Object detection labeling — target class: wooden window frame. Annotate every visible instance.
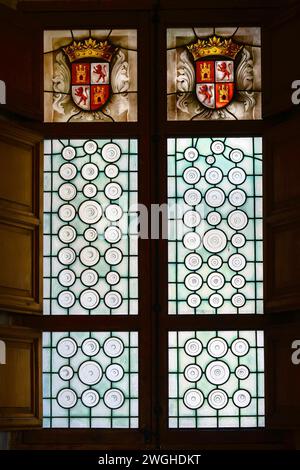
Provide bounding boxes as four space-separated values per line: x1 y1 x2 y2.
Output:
8 0 298 450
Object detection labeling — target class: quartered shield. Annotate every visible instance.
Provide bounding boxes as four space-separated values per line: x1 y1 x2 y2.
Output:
71 61 110 111
195 59 234 109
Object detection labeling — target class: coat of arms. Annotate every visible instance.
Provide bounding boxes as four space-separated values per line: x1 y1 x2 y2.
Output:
63 38 116 112
187 36 243 110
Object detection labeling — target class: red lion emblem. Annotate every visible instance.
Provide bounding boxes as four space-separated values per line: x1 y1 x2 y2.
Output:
198 84 213 104
217 62 233 80
93 64 107 83
74 86 89 106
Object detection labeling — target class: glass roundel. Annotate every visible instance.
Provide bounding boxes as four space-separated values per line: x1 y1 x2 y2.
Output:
43 138 138 315
168 137 263 315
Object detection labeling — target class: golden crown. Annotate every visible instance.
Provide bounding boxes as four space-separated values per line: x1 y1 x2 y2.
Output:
63 38 116 63
187 36 243 61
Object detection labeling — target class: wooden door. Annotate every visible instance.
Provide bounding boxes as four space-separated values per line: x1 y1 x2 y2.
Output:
262 3 300 444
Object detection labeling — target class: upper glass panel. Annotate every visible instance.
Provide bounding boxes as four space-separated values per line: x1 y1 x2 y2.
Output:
44 138 138 315
44 30 137 122
167 27 261 120
168 137 263 315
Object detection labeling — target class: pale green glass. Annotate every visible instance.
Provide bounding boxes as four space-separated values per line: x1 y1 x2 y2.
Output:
168 137 263 315
168 330 264 428
43 331 138 428
44 139 138 315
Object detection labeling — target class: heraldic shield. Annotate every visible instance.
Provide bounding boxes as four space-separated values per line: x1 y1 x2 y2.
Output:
187 36 243 110
63 38 116 112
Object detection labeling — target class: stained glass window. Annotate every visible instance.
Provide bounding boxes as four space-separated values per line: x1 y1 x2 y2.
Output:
44 30 137 122
43 331 138 428
44 138 138 315
167 27 261 120
169 330 264 428
41 19 266 438
168 137 263 315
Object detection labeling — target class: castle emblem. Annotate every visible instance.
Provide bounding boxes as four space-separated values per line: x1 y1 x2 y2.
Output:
63 38 117 111
187 36 243 109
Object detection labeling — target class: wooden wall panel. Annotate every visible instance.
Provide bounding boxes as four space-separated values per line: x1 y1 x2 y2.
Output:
0 326 41 429
265 4 300 117
0 124 41 221
265 113 300 312
0 221 41 313
0 5 41 119
266 322 300 429
0 222 32 295
270 136 300 212
265 220 300 311
265 115 300 215
0 121 42 315
0 139 33 216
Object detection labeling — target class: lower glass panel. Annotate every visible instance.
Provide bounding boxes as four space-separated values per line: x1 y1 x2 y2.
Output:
43 331 138 428
168 330 264 428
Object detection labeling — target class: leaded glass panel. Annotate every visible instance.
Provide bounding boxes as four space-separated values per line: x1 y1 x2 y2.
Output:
44 30 137 122
43 331 138 428
44 138 138 315
168 330 264 428
168 137 263 315
167 27 261 120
